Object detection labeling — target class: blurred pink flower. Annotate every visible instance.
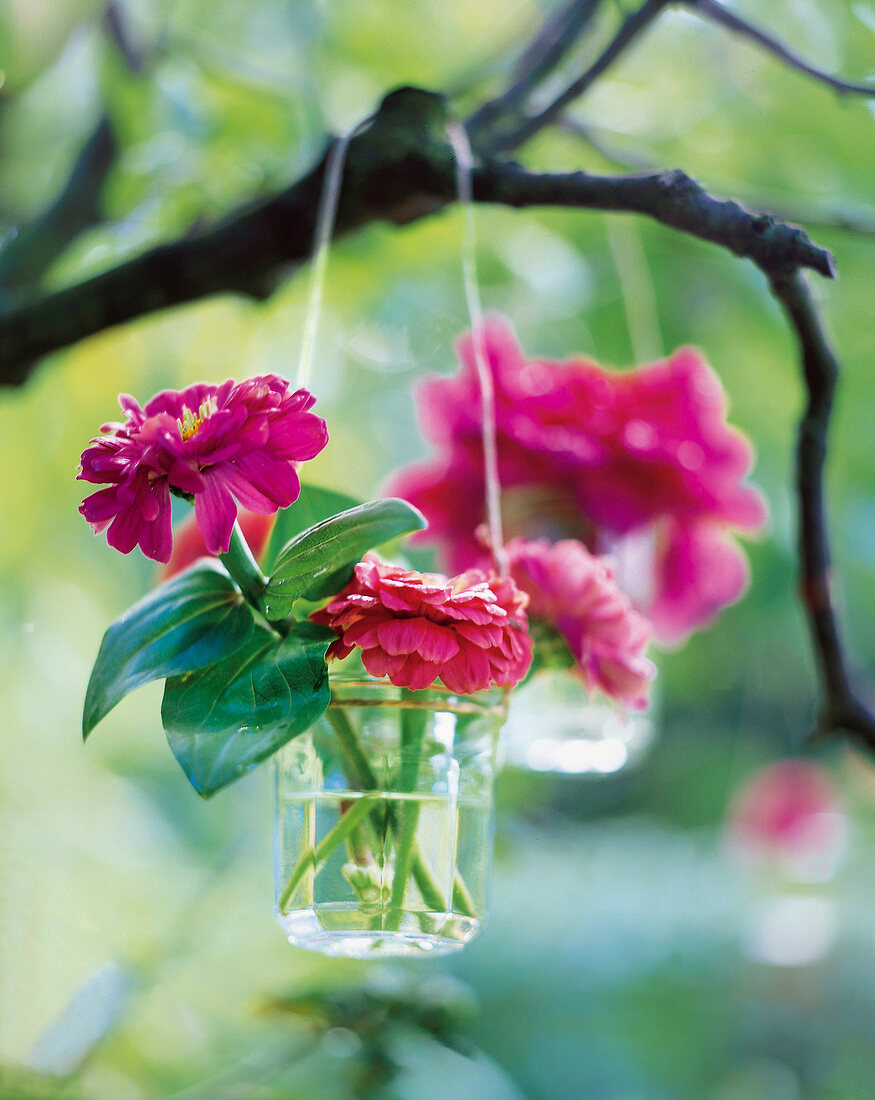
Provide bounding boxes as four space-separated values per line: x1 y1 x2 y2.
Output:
728 759 846 879
389 446 494 574
159 509 277 581
79 375 327 563
310 553 533 694
506 537 656 709
386 316 766 643
645 519 751 644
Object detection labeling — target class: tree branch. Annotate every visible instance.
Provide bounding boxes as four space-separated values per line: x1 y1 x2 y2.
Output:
0 116 117 297
470 162 835 276
102 1 148 75
466 0 602 145
0 89 452 385
748 203 875 239
0 98 835 384
559 119 875 236
0 1 153 304
688 0 875 98
767 270 875 750
482 0 674 154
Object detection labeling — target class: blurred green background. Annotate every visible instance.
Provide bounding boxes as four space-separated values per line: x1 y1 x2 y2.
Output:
1 1 874 1096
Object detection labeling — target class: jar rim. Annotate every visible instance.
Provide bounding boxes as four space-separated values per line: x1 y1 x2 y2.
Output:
326 672 508 717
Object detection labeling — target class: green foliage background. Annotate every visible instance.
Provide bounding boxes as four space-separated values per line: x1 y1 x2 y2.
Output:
1 1 874 1096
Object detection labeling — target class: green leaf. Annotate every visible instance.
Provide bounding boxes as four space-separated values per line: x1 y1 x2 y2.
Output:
83 561 256 740
263 483 361 571
526 617 575 680
262 498 426 620
161 621 335 796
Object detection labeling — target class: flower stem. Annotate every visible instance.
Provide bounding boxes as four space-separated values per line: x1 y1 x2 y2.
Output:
327 703 478 921
277 794 376 914
386 691 427 929
325 707 378 789
386 801 420 923
218 520 268 609
451 871 477 915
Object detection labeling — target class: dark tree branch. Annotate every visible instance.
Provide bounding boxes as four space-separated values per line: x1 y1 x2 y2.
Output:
751 203 875 239
0 116 117 296
0 94 835 384
466 0 602 144
102 1 148 74
504 0 602 92
559 118 875 236
0 89 451 384
688 0 875 98
483 0 673 154
768 270 875 750
0 1 155 303
470 162 835 277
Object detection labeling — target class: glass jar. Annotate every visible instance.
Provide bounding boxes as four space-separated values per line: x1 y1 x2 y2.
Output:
274 673 506 957
501 666 657 775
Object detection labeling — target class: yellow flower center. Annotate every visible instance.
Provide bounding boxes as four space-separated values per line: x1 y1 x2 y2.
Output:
177 399 216 442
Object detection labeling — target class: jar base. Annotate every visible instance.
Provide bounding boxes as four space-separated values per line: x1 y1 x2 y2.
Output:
277 903 481 957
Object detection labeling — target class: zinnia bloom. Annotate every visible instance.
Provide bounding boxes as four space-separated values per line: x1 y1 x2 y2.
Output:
79 375 327 563
727 759 846 880
386 316 766 643
506 538 656 709
310 553 533 694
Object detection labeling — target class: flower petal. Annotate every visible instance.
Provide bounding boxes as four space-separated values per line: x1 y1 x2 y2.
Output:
222 452 302 510
376 617 461 662
194 471 238 555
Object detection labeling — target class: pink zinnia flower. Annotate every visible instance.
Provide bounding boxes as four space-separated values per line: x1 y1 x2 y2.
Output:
505 537 656 709
79 375 327 563
643 518 751 645
386 316 767 643
727 759 846 880
310 553 533 694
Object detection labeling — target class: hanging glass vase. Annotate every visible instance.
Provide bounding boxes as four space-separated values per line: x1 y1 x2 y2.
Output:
274 671 507 957
501 665 658 776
